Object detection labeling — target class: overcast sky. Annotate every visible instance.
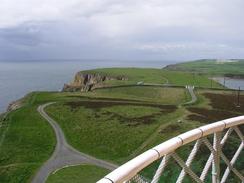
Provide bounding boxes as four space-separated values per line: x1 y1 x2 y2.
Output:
1 0 244 61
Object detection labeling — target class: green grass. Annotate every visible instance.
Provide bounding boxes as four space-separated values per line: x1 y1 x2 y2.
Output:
46 165 109 183
79 68 221 88
0 71 240 183
164 59 244 75
103 105 161 118
0 91 83 183
0 105 55 182
83 86 188 104
0 88 189 182
81 68 167 84
46 101 180 163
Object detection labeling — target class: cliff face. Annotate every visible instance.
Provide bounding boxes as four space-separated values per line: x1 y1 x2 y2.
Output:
7 98 24 112
63 72 127 92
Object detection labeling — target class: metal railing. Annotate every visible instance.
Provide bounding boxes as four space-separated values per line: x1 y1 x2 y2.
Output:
97 116 244 183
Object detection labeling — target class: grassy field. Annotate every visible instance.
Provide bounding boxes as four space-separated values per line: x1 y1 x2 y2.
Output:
1 89 243 182
44 88 243 182
79 68 221 88
46 165 109 183
0 87 188 182
0 67 242 182
0 93 56 183
0 91 85 183
46 99 181 163
139 89 244 183
83 86 188 104
164 59 244 75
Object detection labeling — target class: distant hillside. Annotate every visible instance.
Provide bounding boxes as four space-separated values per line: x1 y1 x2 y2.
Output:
62 67 221 91
164 59 244 76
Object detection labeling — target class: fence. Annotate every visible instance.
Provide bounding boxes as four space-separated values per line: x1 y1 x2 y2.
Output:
97 116 244 183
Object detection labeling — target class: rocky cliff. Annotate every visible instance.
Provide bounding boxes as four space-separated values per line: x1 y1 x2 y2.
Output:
7 98 24 112
63 72 127 92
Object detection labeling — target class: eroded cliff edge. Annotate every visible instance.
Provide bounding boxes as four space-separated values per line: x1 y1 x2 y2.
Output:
62 72 127 92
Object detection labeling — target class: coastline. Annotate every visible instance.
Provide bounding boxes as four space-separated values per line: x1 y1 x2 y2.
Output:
0 92 32 116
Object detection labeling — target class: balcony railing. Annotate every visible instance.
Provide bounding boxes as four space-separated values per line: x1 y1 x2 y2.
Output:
97 116 244 183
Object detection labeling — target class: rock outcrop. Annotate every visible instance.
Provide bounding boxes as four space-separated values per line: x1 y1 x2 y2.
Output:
7 98 24 112
63 72 127 92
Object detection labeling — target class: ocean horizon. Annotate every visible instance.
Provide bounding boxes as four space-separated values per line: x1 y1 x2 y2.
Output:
0 59 176 113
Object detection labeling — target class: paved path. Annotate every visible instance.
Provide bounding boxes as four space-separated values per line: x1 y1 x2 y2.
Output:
32 102 117 183
184 85 197 105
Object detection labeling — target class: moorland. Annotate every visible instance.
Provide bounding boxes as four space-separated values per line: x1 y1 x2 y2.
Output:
0 63 243 183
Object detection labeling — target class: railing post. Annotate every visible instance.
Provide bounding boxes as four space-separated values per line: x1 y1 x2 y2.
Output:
212 132 221 183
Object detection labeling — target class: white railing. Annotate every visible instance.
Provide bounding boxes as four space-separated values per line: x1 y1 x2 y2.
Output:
97 116 244 183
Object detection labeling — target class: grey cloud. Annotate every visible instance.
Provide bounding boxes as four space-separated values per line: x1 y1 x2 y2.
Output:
0 23 42 46
1 0 244 61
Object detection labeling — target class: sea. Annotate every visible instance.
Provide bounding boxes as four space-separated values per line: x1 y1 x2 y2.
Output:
0 59 176 113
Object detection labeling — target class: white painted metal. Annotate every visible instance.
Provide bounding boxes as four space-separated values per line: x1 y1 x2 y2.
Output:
212 132 221 183
199 128 233 181
151 154 171 183
97 116 244 183
176 139 202 183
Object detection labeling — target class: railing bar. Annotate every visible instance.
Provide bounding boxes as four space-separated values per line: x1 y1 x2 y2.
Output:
204 138 244 182
176 139 202 183
220 128 234 144
200 153 213 181
220 152 244 181
171 152 203 183
200 128 233 181
220 143 244 183
233 126 244 142
129 174 149 183
151 154 171 183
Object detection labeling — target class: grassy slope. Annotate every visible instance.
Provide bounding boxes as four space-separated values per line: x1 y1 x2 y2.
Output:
0 68 241 182
0 87 186 182
0 93 56 183
80 68 221 88
140 89 244 183
83 86 188 104
46 87 186 163
44 88 243 182
0 91 90 183
164 59 244 75
46 165 109 183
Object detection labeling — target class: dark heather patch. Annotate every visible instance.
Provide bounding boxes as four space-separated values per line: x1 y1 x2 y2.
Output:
187 108 237 123
65 100 177 126
67 95 141 102
203 93 244 113
187 92 243 124
65 100 177 111
160 123 181 134
101 111 163 126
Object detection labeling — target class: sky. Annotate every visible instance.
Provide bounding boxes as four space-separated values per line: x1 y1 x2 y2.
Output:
0 0 244 61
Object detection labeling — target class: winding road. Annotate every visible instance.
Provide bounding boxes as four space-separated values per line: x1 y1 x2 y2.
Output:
184 85 197 105
32 103 117 183
32 85 197 183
